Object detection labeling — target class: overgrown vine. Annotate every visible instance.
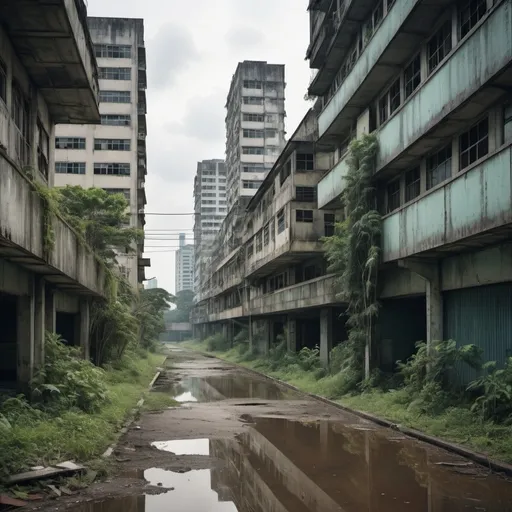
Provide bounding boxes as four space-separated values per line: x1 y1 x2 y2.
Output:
323 132 381 387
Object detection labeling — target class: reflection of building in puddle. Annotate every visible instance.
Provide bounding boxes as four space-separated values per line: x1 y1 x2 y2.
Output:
70 496 145 512
172 375 298 403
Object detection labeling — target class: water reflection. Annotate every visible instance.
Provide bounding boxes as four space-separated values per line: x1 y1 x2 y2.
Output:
69 418 512 512
152 438 210 455
169 374 298 402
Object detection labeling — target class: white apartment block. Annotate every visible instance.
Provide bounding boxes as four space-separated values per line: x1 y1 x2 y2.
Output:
225 61 286 212
176 234 194 293
54 17 148 289
193 159 227 296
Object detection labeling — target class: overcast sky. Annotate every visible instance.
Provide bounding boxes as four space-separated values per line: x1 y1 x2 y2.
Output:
88 0 312 295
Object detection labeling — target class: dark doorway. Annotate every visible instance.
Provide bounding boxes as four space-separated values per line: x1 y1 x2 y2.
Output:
0 293 18 390
297 317 320 350
56 312 78 346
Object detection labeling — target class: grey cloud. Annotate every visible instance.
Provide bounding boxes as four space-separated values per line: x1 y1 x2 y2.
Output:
165 90 226 143
147 22 200 89
225 26 265 50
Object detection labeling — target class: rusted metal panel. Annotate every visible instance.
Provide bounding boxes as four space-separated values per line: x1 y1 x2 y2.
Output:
382 146 512 262
444 283 512 384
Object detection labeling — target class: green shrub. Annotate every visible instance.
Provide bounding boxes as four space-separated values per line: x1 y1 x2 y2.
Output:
31 332 109 413
206 333 231 352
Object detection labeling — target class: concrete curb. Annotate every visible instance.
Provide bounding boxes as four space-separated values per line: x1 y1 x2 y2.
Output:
197 350 512 477
102 357 167 459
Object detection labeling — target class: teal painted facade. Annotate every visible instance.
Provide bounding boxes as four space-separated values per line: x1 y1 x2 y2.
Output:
382 146 512 262
444 283 512 383
317 154 349 209
377 2 512 169
318 0 420 137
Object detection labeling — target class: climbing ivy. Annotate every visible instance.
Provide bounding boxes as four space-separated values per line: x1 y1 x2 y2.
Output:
323 132 381 387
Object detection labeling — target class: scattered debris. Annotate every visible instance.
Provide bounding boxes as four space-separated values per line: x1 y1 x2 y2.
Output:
46 484 62 497
7 461 85 485
434 462 473 467
0 494 28 507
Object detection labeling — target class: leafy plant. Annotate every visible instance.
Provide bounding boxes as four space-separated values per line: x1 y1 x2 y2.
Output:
31 332 109 413
467 359 512 421
323 133 380 388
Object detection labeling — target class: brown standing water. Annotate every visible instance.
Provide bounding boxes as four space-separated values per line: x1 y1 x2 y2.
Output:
50 348 512 512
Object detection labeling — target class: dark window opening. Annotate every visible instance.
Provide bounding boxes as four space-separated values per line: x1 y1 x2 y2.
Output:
296 209 314 223
387 180 401 213
405 167 420 202
459 0 487 39
324 213 335 237
296 153 314 171
296 186 317 202
404 54 421 99
459 117 488 171
426 145 452 189
428 21 452 75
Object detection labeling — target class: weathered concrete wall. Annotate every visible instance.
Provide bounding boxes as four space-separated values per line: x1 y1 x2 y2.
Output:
249 275 338 316
0 260 31 296
382 146 512 262
55 292 80 313
0 156 106 297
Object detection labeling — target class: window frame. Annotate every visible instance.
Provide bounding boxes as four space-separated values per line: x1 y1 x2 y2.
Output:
459 116 489 171
55 162 86 175
94 138 131 151
99 90 131 103
426 144 452 190
93 163 131 176
94 44 131 59
296 153 314 171
296 186 317 202
459 0 488 39
404 53 421 99
100 114 131 126
98 67 131 81
405 166 421 203
386 179 401 213
295 209 314 223
427 20 452 75
55 137 86 150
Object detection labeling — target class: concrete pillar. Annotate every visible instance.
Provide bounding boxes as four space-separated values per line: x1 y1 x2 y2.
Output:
79 298 90 360
320 309 333 367
398 260 443 349
248 316 253 352
33 277 46 368
286 317 297 353
17 293 35 390
258 319 270 356
45 287 56 334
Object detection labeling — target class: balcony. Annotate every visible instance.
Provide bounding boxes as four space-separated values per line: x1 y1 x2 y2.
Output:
382 145 512 263
0 158 106 297
307 18 335 69
318 0 450 141
308 0 375 96
138 69 147 90
0 0 99 124
138 46 146 70
249 274 339 316
317 152 349 209
376 1 512 171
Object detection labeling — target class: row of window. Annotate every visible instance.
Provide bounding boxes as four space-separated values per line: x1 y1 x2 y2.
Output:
99 90 131 103
242 180 263 189
55 137 131 151
95 44 132 59
101 114 131 126
242 129 277 138
55 162 132 176
386 114 496 213
241 146 281 155
99 67 131 80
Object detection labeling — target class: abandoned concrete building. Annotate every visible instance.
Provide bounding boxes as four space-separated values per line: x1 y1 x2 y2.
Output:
0 0 107 390
193 0 512 374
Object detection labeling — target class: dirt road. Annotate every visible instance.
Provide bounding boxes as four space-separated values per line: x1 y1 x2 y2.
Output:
33 347 512 511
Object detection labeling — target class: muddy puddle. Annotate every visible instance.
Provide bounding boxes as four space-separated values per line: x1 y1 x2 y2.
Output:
69 417 512 512
167 374 299 402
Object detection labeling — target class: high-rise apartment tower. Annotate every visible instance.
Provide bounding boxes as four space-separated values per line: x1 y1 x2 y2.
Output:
54 17 149 288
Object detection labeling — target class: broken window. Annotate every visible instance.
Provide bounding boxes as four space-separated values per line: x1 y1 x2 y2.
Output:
405 167 420 202
428 21 452 75
0 59 6 103
296 209 314 223
94 163 131 176
296 153 314 171
296 186 317 202
99 67 131 80
504 104 512 143
56 137 86 150
459 117 488 170
277 209 285 234
324 213 335 237
387 179 401 213
94 139 131 151
459 0 487 39
280 160 292 185
94 44 131 59
404 54 421 99
426 144 452 189
99 90 131 103
56 162 86 175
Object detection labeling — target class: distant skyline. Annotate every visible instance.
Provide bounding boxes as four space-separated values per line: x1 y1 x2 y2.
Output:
86 0 312 294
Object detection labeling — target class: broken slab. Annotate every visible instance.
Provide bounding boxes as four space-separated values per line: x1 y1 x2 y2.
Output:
7 461 84 485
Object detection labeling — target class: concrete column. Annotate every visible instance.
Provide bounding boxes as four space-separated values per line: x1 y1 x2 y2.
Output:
79 298 90 360
258 319 270 356
320 308 333 367
45 287 56 334
398 260 443 350
248 317 254 352
17 293 35 390
286 317 297 353
33 277 46 368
